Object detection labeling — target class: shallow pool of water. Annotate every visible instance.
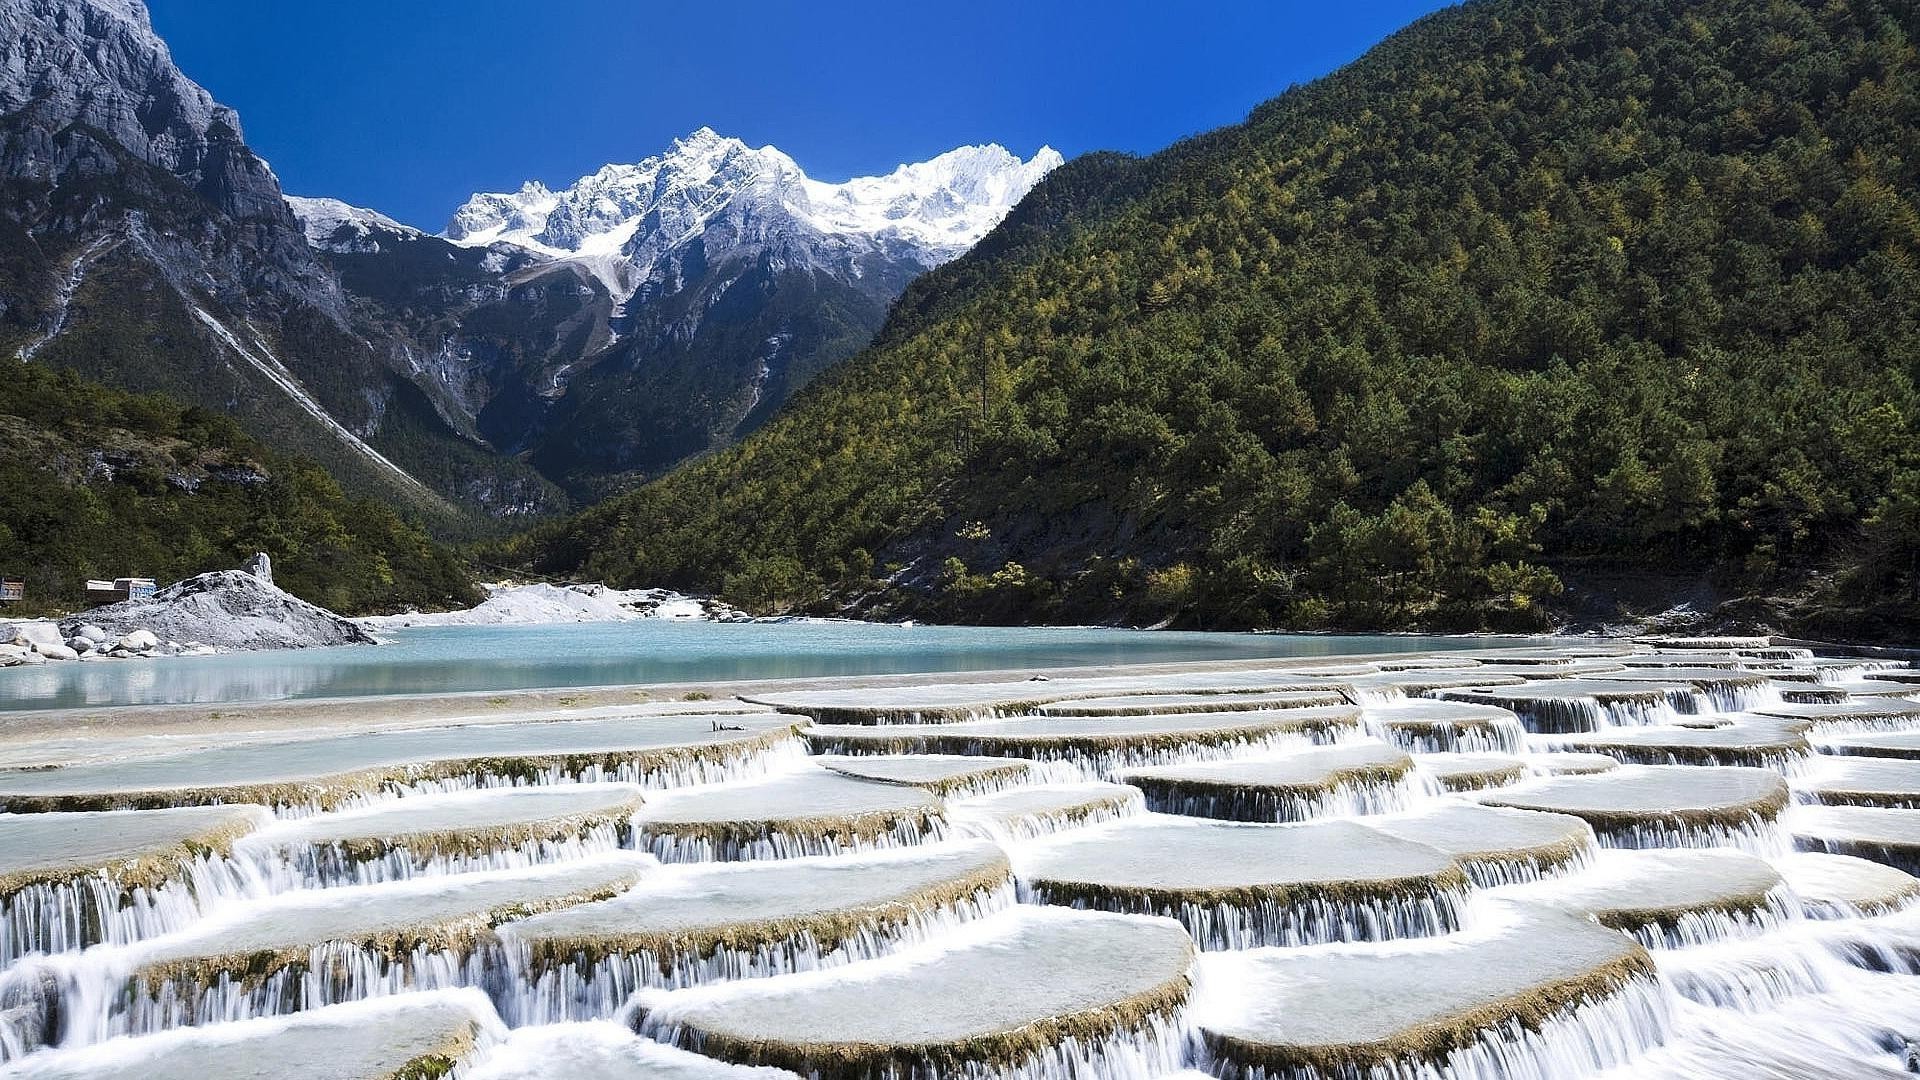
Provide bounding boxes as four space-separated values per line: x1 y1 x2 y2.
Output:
0 621 1526 712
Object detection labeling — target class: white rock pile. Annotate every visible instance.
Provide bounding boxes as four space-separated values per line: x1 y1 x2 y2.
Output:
360 582 750 629
0 563 374 665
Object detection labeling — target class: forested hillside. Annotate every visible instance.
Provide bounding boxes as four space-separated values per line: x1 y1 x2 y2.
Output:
508 0 1920 635
0 363 479 615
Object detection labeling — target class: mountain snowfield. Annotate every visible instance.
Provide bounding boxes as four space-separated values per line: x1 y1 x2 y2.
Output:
437 128 1062 305
284 129 1063 489
284 196 423 254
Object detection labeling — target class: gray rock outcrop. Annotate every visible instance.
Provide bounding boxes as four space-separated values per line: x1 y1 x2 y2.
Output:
61 570 375 651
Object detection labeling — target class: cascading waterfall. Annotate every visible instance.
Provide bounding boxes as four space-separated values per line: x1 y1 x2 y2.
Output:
639 814 950 863
1016 882 1471 952
247 825 630 889
1592 816 1791 857
64 940 490 1043
10 643 1920 1078
1195 976 1673 1080
396 736 813 800
494 881 1017 1024
1133 776 1417 824
1 852 290 965
634 1001 1193 1080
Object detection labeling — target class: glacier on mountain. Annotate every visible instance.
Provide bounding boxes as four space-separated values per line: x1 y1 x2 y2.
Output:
440 128 1061 304
286 195 423 253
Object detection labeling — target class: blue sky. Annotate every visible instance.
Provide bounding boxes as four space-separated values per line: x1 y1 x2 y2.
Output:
148 0 1455 230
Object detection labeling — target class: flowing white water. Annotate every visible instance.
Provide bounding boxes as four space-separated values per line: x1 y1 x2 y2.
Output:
5 643 1920 1077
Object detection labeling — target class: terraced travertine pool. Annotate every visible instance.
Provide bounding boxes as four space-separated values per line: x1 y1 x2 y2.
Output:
4 637 1920 1078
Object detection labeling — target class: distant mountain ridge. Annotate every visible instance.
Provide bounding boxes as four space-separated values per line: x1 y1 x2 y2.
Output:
303 131 1060 494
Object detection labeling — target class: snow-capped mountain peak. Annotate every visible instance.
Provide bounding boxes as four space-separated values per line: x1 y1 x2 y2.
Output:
285 195 422 253
441 130 1060 302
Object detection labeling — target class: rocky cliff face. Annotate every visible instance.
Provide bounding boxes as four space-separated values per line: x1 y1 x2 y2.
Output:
0 0 1055 513
0 0 565 524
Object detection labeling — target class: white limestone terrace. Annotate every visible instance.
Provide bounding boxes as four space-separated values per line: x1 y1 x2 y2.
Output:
1535 717 1813 770
815 754 1036 798
0 712 803 812
802 707 1364 776
495 840 1013 1009
1366 802 1597 886
1480 764 1792 851
1412 752 1531 793
0 989 505 1080
947 782 1147 843
1788 804 1920 874
1798 757 1920 808
75 854 651 1044
1495 848 1793 948
5 637 1920 1078
1112 742 1417 822
1194 904 1663 1080
1363 698 1528 754
1776 852 1920 918
629 768 947 862
0 805 275 961
237 783 648 883
630 906 1194 1080
464 1021 802 1080
1012 816 1469 949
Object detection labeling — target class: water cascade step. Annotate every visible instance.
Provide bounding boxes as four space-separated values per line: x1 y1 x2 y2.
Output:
1411 752 1531 793
1526 752 1622 775
946 783 1146 842
813 755 1034 798
237 783 648 885
84 853 650 1042
1775 852 1920 918
1037 691 1348 716
1194 905 1665 1080
0 806 273 962
1498 848 1794 947
464 1020 803 1080
1535 718 1813 770
802 707 1364 776
0 989 504 1080
1362 699 1527 754
1014 817 1469 948
1366 803 1597 886
1481 765 1791 851
1750 700 1920 735
1112 742 1417 822
0 714 804 813
1798 758 1920 808
630 907 1195 1080
1789 805 1920 873
631 770 947 862
1440 680 1692 733
495 840 1013 1019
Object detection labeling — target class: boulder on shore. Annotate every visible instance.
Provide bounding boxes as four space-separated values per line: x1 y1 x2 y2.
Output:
60 571 375 653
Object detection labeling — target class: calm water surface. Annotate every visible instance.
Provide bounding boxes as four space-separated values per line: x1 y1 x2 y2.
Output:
0 621 1529 711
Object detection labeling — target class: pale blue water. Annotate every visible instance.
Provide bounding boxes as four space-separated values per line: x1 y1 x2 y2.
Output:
0 621 1525 712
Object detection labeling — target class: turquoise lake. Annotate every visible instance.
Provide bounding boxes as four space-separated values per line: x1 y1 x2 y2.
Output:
0 621 1527 711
